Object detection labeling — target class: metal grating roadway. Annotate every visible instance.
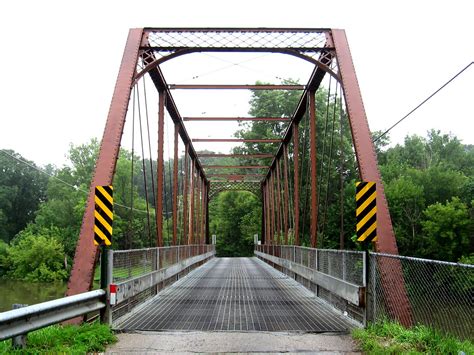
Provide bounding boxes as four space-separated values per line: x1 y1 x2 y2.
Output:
114 257 355 332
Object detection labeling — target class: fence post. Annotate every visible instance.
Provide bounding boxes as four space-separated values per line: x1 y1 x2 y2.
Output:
99 245 109 323
371 252 377 323
363 250 368 327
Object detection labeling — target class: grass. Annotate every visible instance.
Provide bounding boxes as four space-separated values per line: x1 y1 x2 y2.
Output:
352 320 474 354
0 321 116 354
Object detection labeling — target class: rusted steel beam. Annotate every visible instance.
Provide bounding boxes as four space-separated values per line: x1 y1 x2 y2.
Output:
201 178 206 244
268 174 274 244
192 138 282 143
282 144 290 244
144 27 331 33
293 122 300 246
184 117 291 121
183 145 189 244
309 91 318 248
207 174 265 178
261 184 266 245
198 153 274 158
275 159 282 244
209 180 262 183
170 84 305 90
205 183 210 244
156 90 165 247
172 123 179 246
332 28 412 326
196 174 201 244
66 28 144 303
188 161 195 244
265 182 272 244
203 165 270 169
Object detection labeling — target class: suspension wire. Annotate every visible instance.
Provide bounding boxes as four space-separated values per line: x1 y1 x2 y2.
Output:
286 144 294 241
300 101 311 243
165 115 173 244
142 76 157 233
317 75 332 233
178 148 183 245
321 82 339 246
136 85 152 246
339 85 345 249
373 61 473 143
0 149 151 214
128 85 136 249
176 52 272 83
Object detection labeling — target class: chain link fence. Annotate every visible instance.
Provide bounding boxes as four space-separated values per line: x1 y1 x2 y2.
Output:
255 245 366 323
368 253 474 340
111 245 214 323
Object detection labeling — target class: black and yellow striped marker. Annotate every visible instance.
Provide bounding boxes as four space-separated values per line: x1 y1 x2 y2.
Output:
94 185 113 246
356 181 377 243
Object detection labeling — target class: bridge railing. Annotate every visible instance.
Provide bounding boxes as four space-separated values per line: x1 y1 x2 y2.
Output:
255 245 366 324
110 244 215 325
369 253 473 340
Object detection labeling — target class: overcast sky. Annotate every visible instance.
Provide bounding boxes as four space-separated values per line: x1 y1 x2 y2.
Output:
0 0 472 167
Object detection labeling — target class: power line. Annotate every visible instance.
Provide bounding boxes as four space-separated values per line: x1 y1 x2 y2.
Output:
0 148 150 214
373 62 473 143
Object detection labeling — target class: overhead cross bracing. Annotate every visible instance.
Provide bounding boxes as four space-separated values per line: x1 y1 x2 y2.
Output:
114 258 355 332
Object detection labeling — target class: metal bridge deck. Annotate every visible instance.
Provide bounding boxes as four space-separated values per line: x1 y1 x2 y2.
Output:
115 257 355 332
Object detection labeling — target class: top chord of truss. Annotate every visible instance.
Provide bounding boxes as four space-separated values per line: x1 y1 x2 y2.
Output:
143 28 331 51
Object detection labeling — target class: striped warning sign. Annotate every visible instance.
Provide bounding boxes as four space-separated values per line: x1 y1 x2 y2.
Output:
94 185 113 246
356 181 377 243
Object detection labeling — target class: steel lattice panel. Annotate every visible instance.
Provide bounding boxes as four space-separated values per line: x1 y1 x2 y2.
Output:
114 258 355 332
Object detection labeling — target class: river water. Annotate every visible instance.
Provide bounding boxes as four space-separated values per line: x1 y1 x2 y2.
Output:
0 279 67 312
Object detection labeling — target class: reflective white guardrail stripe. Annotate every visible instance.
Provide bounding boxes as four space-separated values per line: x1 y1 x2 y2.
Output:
0 289 106 341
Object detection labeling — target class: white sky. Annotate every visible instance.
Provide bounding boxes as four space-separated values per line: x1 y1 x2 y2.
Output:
0 0 473 167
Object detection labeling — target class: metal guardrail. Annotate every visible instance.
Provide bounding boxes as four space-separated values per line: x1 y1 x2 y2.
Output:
255 245 366 324
115 250 215 303
0 289 106 341
255 250 364 306
110 244 216 325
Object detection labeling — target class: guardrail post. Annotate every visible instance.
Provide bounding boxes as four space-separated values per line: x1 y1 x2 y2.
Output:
12 304 27 349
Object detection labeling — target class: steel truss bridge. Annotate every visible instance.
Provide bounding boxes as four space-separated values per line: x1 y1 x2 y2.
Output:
64 27 417 331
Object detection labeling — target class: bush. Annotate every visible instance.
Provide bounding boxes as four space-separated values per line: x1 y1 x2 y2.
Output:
7 227 68 282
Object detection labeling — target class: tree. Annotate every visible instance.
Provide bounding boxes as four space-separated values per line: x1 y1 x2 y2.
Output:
7 227 68 282
0 150 48 242
210 191 261 257
421 197 472 261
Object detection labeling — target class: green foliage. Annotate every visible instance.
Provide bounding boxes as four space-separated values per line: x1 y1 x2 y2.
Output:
378 130 474 260
352 320 474 354
210 191 261 257
7 228 68 282
0 321 116 354
421 197 472 261
0 240 9 277
0 150 48 242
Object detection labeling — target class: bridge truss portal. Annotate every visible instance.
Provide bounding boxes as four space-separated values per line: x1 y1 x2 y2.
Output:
67 28 412 326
